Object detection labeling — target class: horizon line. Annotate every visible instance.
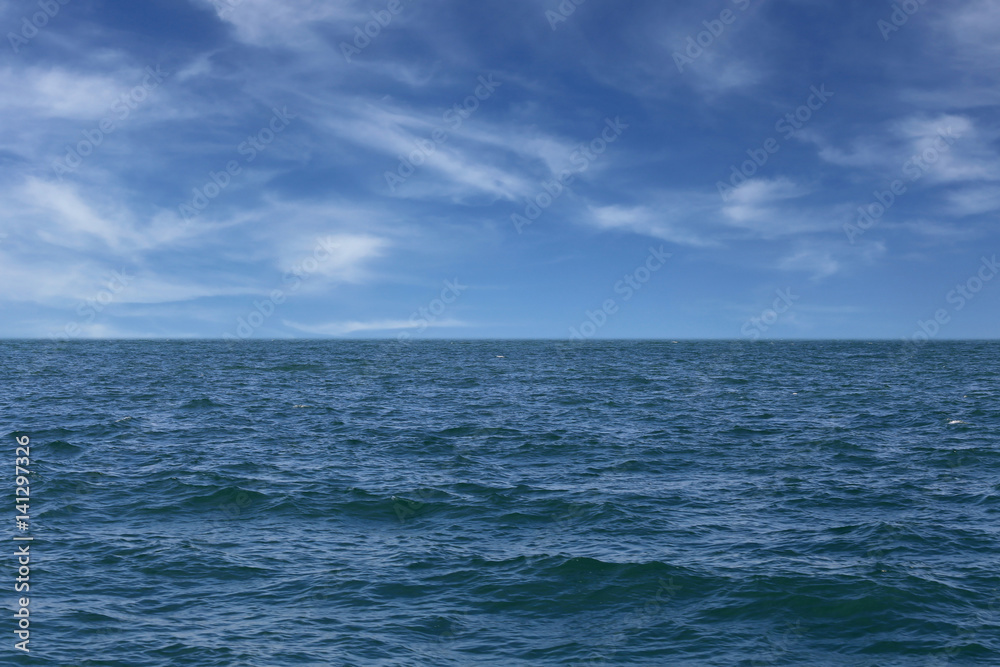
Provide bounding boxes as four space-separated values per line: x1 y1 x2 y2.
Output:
2 337 999 343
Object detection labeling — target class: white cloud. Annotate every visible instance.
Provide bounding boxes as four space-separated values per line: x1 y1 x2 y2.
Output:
809 134 887 170
583 178 836 247
276 233 388 285
319 99 576 202
720 178 818 234
724 177 806 208
9 178 138 251
196 0 361 47
890 218 983 241
118 277 262 304
283 317 466 335
586 203 717 247
775 238 886 281
945 187 1000 217
0 175 395 307
777 248 839 280
0 253 265 305
0 66 123 119
891 115 998 184
809 114 1000 186
938 0 1000 63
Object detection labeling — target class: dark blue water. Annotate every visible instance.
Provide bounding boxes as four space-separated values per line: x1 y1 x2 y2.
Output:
2 340 998 665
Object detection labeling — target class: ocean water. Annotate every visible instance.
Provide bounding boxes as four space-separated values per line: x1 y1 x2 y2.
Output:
2 339 998 666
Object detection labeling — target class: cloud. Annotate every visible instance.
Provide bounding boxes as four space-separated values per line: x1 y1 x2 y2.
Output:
810 134 890 170
936 0 1000 64
584 177 838 248
808 114 1000 186
0 66 124 119
319 97 575 202
0 173 393 307
775 237 887 281
196 0 362 47
275 233 388 285
889 218 984 241
15 178 137 250
944 187 1000 217
0 253 264 306
720 178 822 235
283 317 467 335
893 115 1000 184
776 247 839 280
586 202 717 247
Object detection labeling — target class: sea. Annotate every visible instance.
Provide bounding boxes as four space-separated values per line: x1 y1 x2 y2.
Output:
1 339 998 666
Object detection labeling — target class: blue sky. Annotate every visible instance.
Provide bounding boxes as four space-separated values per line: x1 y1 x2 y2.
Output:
1 0 998 340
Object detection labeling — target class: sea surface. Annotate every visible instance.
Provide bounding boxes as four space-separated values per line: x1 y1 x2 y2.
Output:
1 340 998 666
